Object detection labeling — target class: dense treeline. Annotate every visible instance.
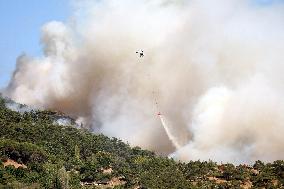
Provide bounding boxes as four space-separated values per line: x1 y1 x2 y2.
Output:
0 95 283 188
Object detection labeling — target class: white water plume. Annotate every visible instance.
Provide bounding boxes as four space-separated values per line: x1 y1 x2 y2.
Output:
158 114 186 149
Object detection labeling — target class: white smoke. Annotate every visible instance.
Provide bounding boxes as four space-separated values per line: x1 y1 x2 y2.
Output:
4 0 284 163
172 77 284 164
5 100 34 114
54 118 73 126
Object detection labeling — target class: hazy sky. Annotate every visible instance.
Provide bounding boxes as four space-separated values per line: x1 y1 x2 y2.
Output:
0 0 70 89
0 0 282 89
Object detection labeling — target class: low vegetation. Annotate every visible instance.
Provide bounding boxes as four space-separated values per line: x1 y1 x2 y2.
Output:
0 95 283 188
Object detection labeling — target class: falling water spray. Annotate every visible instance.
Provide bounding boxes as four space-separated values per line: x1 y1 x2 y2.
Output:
158 114 183 149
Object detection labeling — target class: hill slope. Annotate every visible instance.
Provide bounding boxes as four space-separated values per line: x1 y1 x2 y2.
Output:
0 95 283 188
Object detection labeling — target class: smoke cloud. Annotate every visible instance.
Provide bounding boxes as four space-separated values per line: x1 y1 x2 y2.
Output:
4 0 284 164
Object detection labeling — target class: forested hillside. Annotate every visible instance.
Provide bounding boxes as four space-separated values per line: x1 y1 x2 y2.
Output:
0 95 283 188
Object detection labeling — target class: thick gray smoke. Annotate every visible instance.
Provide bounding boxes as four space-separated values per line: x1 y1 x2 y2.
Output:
4 0 284 164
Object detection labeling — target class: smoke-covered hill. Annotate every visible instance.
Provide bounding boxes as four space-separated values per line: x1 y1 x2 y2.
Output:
3 0 284 164
0 95 283 188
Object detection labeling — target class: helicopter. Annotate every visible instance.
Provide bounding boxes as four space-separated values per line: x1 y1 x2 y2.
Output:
136 50 144 57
